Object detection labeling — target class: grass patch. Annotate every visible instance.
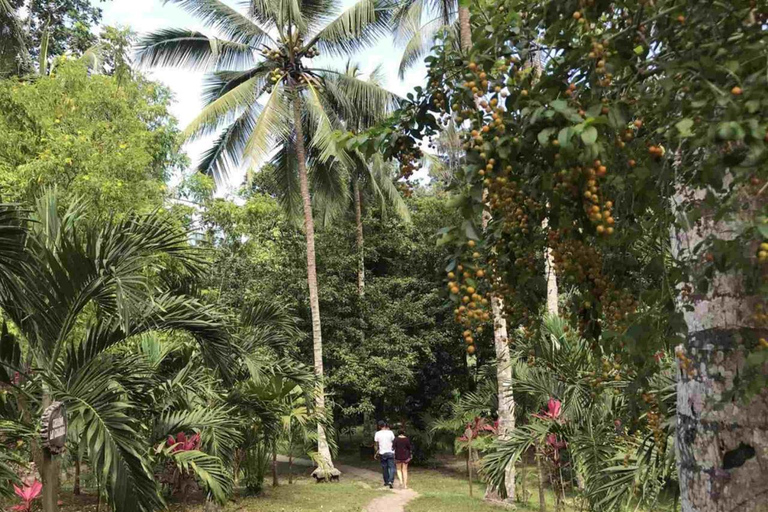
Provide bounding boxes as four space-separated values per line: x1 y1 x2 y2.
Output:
44 462 383 512
405 464 576 512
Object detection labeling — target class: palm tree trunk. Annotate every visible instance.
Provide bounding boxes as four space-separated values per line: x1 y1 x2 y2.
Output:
272 448 278 487
40 393 58 512
292 93 337 479
467 443 473 498
520 458 528 503
458 6 472 51
353 173 364 298
73 456 81 495
671 181 767 511
543 216 558 317
536 450 546 512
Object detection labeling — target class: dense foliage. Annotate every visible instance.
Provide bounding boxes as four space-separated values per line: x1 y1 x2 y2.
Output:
0 59 184 215
197 186 476 429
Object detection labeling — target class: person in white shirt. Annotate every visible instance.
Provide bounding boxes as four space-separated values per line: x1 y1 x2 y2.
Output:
373 420 396 488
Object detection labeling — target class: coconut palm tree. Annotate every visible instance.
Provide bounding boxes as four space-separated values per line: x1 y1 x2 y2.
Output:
318 62 408 298
0 192 235 512
136 0 396 478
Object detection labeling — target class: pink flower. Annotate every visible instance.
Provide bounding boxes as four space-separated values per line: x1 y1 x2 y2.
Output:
533 398 562 421
12 480 42 511
545 434 567 464
457 417 497 442
167 432 201 452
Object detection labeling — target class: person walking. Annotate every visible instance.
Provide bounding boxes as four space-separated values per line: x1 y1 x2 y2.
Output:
394 428 412 489
374 420 396 489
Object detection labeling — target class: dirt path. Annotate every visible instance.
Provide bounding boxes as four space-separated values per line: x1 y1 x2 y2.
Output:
363 487 419 512
275 455 420 511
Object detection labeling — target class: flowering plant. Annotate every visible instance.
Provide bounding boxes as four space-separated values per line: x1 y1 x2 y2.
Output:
12 480 42 511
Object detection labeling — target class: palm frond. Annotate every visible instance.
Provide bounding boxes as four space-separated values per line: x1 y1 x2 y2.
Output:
135 29 255 70
162 0 272 46
396 16 444 78
197 106 259 184
306 0 393 57
0 204 28 284
202 67 269 105
263 138 303 221
167 449 232 504
365 154 410 222
184 73 262 140
152 406 242 464
243 83 292 169
303 82 352 167
240 300 302 337
317 69 398 126
60 355 165 512
481 422 551 499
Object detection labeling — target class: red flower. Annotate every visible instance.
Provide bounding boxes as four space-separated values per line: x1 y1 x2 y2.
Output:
533 398 562 421
457 417 497 442
12 480 42 511
167 432 201 452
545 434 568 463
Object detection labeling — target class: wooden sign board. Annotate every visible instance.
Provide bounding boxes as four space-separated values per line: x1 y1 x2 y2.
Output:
40 402 67 454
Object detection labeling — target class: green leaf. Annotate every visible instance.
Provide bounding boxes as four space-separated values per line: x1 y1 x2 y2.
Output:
607 108 626 129
557 127 574 149
537 128 556 146
581 126 598 145
551 99 568 112
633 45 644 55
675 118 694 138
464 221 480 241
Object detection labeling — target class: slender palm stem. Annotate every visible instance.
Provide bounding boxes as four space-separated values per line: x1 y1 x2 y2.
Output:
458 6 471 51
292 90 335 473
352 173 365 298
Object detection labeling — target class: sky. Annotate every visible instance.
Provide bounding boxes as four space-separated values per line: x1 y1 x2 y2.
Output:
94 0 429 193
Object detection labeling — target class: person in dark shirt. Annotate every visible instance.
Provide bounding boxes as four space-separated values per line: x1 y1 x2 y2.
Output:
393 428 412 489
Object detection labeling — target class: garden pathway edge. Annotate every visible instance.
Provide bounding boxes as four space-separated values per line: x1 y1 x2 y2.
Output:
275 455 420 512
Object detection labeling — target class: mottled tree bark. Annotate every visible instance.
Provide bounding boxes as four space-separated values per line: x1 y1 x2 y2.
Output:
458 6 471 52
353 174 365 298
292 94 338 480
482 197 515 504
40 393 58 512
542 215 558 317
672 185 768 511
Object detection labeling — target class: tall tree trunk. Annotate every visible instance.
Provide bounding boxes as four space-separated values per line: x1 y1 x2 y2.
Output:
543 216 558 317
272 448 278 487
73 456 81 495
353 173 364 298
467 442 473 498
40 393 58 512
672 182 767 511
458 6 472 51
482 197 515 504
536 451 547 512
292 94 338 480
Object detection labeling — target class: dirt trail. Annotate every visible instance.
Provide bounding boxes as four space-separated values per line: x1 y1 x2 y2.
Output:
363 487 419 512
275 455 420 511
